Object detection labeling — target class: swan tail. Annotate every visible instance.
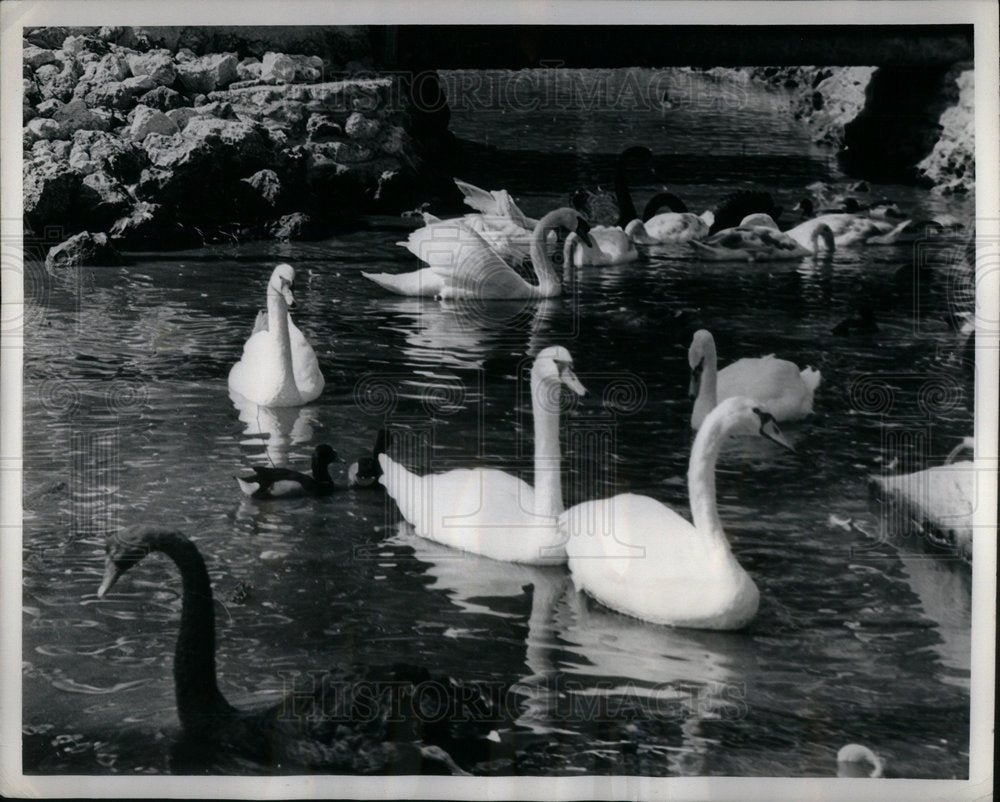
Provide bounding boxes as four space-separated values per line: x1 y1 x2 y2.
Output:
379 453 426 531
362 270 442 297
800 366 822 394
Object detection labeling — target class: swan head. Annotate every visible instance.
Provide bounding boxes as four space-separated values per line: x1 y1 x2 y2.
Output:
268 263 297 309
707 397 795 451
349 429 387 487
687 330 717 398
545 208 594 248
837 744 884 778
533 345 587 398
97 526 162 597
794 198 815 218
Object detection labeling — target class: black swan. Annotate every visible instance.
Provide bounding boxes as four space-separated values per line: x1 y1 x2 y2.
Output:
97 527 507 773
236 444 340 499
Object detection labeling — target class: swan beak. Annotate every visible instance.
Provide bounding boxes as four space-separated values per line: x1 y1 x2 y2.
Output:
688 360 703 399
282 286 296 309
761 418 795 453
97 561 123 598
561 367 587 396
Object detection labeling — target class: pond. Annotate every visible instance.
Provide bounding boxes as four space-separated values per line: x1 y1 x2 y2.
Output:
22 69 974 778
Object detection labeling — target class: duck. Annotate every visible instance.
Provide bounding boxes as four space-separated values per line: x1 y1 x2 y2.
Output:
235 443 340 499
438 208 592 300
96 527 504 774
688 329 821 430
348 429 387 489
228 264 325 407
562 397 795 630
379 346 586 564
689 213 835 261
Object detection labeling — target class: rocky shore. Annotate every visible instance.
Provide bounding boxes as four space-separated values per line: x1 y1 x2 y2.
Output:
23 26 457 266
740 65 975 194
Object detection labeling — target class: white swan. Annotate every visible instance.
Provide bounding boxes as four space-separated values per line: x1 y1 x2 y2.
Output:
690 214 835 261
228 264 324 407
688 329 820 430
378 345 586 564
837 744 885 778
786 211 912 248
564 226 637 266
624 191 714 245
363 180 547 296
563 397 794 630
439 208 591 300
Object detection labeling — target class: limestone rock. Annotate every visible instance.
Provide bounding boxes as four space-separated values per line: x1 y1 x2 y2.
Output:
44 231 121 273
126 50 177 86
176 52 238 94
129 105 178 139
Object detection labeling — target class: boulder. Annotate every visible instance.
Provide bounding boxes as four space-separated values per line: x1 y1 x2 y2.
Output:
37 57 83 102
128 105 178 139
139 85 186 112
61 34 110 57
108 201 203 250
125 50 176 86
36 98 64 117
306 113 343 140
81 79 148 111
44 231 121 273
268 212 324 241
237 168 283 219
24 150 84 230
69 129 147 181
51 98 109 136
165 106 199 129
237 58 262 82
261 52 296 84
91 51 131 83
24 45 57 70
24 27 80 50
78 170 132 228
917 69 974 194
176 52 238 94
344 111 381 140
25 117 62 142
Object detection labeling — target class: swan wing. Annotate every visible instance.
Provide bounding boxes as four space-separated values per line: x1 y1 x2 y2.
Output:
437 225 533 300
644 213 708 243
381 455 557 562
398 218 480 270
455 180 535 229
718 356 815 418
362 267 447 297
287 317 325 402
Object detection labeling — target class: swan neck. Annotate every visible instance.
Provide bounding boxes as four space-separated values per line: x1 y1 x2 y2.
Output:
529 213 562 296
531 374 564 519
692 346 719 430
614 157 639 228
687 419 729 545
152 532 235 732
266 286 293 367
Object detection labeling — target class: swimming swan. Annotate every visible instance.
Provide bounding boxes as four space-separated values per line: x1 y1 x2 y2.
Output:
688 329 820 430
625 191 715 244
564 226 638 266
228 264 325 407
563 397 794 630
438 208 592 300
690 215 835 261
379 346 586 563
97 527 502 773
236 444 339 499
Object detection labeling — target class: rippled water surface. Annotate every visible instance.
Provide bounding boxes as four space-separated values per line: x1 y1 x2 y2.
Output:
22 70 975 778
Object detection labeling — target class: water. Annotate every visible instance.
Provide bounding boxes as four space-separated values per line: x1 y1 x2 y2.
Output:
21 69 975 777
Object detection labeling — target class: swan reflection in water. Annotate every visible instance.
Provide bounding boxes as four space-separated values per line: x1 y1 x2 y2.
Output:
386 524 569 735
379 298 562 369
388 522 764 772
229 388 319 467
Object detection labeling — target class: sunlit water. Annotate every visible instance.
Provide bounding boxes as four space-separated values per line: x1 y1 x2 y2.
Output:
22 69 974 777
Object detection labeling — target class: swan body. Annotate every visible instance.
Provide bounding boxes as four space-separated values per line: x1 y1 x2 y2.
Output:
439 208 591 300
228 264 324 407
236 444 339 499
690 215 834 261
379 346 586 563
97 528 501 774
787 213 912 248
624 191 713 244
688 329 820 430
565 226 638 266
563 397 794 630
